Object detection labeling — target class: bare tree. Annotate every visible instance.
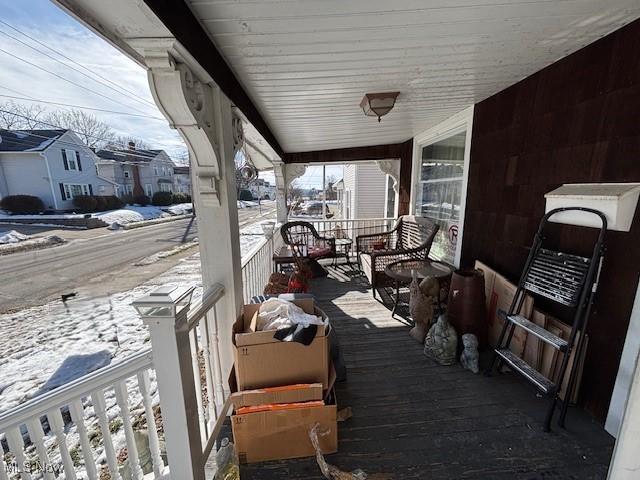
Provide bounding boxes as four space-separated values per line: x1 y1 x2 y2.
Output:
105 134 151 151
0 101 48 129
45 109 115 148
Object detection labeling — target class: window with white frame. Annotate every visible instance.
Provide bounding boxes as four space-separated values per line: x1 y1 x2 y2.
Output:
414 130 467 265
62 183 90 200
145 184 153 196
125 185 133 195
154 166 158 176
63 149 79 170
159 183 172 193
124 169 130 178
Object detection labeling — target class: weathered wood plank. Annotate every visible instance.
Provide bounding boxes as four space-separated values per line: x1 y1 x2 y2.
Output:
240 270 613 479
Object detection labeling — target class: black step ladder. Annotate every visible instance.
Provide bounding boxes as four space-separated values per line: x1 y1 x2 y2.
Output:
486 207 606 431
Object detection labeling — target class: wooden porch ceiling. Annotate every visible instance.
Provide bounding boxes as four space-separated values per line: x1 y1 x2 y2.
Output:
151 0 638 156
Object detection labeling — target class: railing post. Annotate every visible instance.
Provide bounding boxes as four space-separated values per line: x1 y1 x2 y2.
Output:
133 286 204 480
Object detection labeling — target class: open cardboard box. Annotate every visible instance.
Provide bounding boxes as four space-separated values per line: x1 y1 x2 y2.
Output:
229 366 338 464
232 298 331 390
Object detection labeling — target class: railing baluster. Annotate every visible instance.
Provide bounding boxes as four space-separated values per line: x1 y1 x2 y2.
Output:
26 417 55 480
136 371 164 479
189 328 206 444
199 317 217 431
114 381 143 480
47 408 77 480
68 399 98 479
91 389 122 480
0 440 10 480
6 428 31 480
210 303 227 406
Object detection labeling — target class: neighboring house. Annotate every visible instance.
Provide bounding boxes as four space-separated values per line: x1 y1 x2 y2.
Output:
96 142 175 198
0 129 118 211
248 178 275 200
339 163 395 219
173 165 191 194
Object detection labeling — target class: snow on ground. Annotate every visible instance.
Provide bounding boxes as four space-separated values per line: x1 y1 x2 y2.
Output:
0 235 66 255
94 205 171 225
238 200 259 208
0 230 31 244
162 203 193 215
0 221 267 414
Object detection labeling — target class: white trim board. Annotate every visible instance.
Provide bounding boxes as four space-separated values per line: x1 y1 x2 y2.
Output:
606 279 640 437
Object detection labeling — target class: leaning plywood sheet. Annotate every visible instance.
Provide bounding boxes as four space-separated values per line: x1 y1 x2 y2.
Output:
523 310 547 370
474 261 533 355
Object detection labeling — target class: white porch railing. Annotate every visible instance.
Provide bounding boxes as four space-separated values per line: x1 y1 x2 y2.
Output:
0 349 162 480
304 217 396 241
241 237 274 303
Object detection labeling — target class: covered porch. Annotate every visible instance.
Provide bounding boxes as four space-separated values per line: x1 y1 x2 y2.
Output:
0 1 638 479
242 265 614 479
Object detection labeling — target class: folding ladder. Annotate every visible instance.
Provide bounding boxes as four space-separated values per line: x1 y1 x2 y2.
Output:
486 207 606 431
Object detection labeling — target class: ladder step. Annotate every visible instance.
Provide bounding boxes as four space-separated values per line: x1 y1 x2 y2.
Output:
496 349 556 394
507 315 568 351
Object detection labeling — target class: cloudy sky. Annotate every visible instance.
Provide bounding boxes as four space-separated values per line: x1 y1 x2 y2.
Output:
0 0 341 186
0 0 186 159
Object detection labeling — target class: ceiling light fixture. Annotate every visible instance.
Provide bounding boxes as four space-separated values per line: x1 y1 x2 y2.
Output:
360 92 400 122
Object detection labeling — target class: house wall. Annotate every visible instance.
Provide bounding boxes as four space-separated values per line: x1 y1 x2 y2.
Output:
342 164 356 219
45 131 114 209
0 153 54 208
138 152 175 195
461 19 640 421
354 163 386 218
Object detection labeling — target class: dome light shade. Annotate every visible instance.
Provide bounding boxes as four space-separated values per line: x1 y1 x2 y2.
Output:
360 92 400 122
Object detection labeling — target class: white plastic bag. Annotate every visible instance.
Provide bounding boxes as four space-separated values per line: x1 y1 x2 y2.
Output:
256 298 324 331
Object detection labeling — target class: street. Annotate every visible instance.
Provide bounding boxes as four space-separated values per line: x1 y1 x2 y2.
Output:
0 202 275 313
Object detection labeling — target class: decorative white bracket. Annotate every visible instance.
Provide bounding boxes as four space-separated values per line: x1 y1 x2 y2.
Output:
285 163 307 189
376 159 401 193
130 38 222 206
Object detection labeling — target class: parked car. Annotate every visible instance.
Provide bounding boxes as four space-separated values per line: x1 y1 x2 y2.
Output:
303 202 334 218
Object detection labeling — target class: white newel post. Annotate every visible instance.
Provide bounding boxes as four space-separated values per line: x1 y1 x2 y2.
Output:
129 37 245 477
133 286 201 479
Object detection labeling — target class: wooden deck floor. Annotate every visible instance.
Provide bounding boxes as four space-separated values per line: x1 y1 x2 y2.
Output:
240 265 614 479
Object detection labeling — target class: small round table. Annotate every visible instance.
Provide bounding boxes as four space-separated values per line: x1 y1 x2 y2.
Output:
331 238 353 268
385 259 454 317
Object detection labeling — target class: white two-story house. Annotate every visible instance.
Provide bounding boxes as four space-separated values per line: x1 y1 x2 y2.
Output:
0 129 118 211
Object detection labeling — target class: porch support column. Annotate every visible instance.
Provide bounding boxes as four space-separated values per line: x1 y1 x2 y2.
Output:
272 159 288 224
608 350 640 479
132 37 242 401
398 138 413 216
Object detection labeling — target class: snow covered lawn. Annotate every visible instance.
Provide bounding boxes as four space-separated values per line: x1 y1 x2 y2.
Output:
0 234 66 255
0 230 31 244
94 205 172 225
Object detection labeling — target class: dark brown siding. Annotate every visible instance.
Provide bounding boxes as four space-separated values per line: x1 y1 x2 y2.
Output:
461 19 640 421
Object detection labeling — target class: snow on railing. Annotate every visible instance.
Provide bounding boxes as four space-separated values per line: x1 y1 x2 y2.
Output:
0 349 162 480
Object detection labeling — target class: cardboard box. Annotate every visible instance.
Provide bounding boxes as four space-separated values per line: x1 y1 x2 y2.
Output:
231 384 337 464
474 261 533 353
233 299 330 390
230 383 324 409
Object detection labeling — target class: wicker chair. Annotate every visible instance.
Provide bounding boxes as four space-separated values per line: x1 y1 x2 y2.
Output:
356 215 439 298
281 221 336 261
